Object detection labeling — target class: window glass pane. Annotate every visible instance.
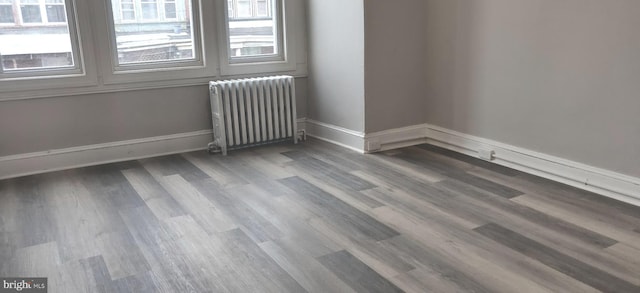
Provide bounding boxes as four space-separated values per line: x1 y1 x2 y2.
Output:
1 0 75 71
256 0 268 17
141 0 157 20
164 1 176 19
0 5 14 23
228 0 278 58
46 4 66 22
110 0 195 65
122 10 134 20
20 5 41 23
120 0 135 21
237 0 250 18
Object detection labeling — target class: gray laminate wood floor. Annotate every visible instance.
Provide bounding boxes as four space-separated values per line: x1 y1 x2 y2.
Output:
1 139 639 293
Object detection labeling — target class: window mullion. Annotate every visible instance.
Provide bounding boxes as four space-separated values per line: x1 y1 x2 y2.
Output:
39 0 45 23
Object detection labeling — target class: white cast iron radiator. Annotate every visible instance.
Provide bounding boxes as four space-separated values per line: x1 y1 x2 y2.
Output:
207 76 301 155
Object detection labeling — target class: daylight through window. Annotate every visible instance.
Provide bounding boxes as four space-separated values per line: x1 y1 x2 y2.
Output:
109 0 196 66
0 0 14 24
226 0 280 60
0 0 76 72
0 0 300 88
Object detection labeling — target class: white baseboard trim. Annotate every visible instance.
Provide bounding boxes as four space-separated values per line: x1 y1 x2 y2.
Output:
0 130 213 180
364 123 640 207
4 120 638 207
0 118 346 180
364 124 429 153
302 119 365 153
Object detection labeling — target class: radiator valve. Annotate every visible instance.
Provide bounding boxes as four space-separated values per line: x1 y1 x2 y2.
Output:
207 142 222 154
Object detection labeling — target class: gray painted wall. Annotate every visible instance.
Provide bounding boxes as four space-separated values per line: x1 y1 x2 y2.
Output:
364 0 428 133
0 78 308 157
423 0 640 178
306 0 365 132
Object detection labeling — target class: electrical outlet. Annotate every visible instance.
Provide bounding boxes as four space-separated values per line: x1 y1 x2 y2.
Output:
478 149 495 161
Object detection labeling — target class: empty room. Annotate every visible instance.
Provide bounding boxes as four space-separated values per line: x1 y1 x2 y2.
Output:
1 0 639 292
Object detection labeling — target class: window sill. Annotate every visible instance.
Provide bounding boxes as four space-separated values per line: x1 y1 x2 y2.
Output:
0 73 98 96
0 64 307 102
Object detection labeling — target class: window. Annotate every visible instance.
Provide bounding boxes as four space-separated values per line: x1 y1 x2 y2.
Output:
256 0 268 17
45 0 65 22
0 0 14 24
227 0 271 20
140 0 157 20
226 0 280 60
20 0 41 23
9 0 68 24
120 0 135 21
0 0 81 76
108 0 198 67
1 0 304 97
236 0 250 18
116 0 181 22
117 0 178 22
163 0 176 19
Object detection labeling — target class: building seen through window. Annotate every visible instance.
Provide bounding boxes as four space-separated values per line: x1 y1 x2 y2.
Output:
108 0 195 65
227 0 278 58
0 0 74 72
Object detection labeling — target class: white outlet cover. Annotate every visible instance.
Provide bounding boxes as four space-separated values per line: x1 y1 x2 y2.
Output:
478 149 495 161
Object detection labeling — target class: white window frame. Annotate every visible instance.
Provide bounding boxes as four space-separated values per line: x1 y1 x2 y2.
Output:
227 0 282 64
163 0 177 20
0 0 306 100
120 0 136 22
18 0 43 24
14 0 67 25
235 0 250 19
217 0 295 76
255 0 269 17
139 0 158 21
227 0 272 21
118 0 182 23
0 0 97 92
44 0 66 23
0 1 16 25
96 0 216 85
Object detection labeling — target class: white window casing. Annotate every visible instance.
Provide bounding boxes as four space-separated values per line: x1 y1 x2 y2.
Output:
95 0 213 85
0 0 306 100
0 0 98 92
217 0 297 76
